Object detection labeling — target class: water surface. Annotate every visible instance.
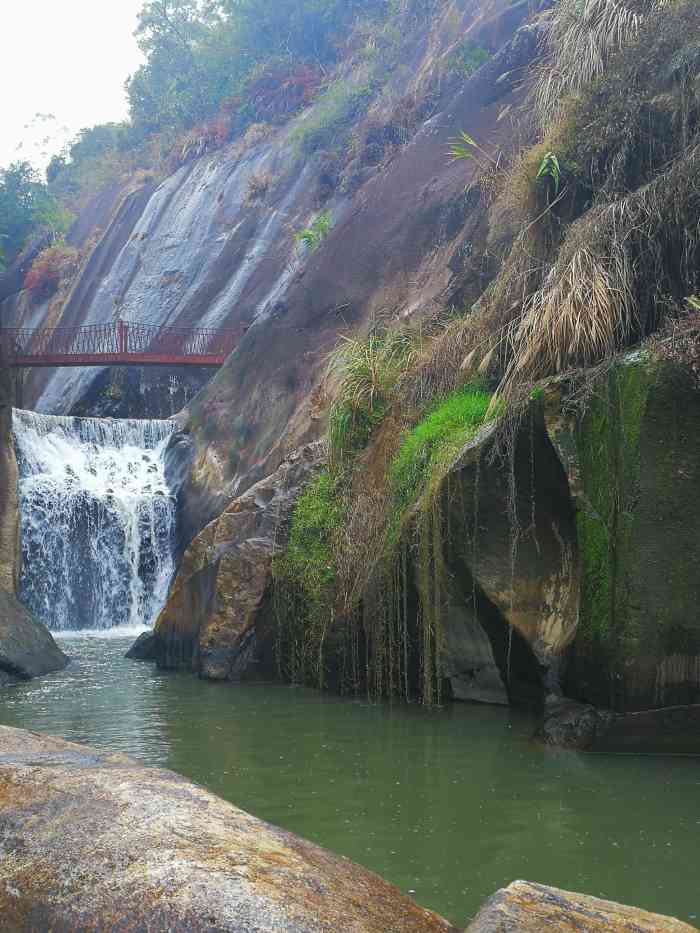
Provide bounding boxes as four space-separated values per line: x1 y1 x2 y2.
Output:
1 635 698 927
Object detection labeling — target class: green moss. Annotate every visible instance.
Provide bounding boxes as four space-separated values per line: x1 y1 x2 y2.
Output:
273 471 344 687
575 359 655 656
389 386 492 517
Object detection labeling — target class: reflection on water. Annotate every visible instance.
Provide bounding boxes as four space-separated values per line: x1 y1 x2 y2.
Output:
0 636 698 926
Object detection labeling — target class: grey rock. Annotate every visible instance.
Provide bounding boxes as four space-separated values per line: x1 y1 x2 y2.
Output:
0 590 67 681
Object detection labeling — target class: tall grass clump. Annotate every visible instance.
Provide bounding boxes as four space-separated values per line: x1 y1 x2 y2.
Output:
531 0 645 129
327 329 420 469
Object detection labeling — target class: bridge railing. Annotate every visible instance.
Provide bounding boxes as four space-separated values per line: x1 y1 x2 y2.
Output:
0 320 241 363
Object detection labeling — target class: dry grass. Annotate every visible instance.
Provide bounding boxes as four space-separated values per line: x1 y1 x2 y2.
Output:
531 0 645 130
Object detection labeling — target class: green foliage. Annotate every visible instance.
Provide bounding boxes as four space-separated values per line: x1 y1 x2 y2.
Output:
294 210 333 252
536 151 562 196
284 472 343 597
446 40 490 78
0 162 72 268
274 470 344 686
447 130 500 178
389 386 492 515
127 0 388 134
326 329 419 468
289 80 374 154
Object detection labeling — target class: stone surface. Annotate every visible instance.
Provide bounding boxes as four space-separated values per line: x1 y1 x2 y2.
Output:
545 355 700 711
0 726 454 933
0 591 67 680
0 367 20 594
437 410 579 706
151 442 325 679
540 697 700 754
124 630 159 661
464 881 697 932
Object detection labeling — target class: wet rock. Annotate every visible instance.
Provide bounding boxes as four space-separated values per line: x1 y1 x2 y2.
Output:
538 697 618 750
0 726 454 933
540 697 700 754
154 442 325 680
0 591 67 680
125 630 159 661
545 355 700 711
464 880 697 932
436 410 579 707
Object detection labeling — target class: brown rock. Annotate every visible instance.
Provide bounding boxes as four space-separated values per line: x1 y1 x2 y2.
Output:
0 726 455 933
152 442 325 679
464 881 697 932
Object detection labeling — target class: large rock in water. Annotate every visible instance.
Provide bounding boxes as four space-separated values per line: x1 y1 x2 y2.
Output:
152 442 324 679
0 726 454 933
0 592 67 680
464 880 697 932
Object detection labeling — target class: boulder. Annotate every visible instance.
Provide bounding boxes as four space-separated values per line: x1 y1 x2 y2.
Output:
545 355 700 711
464 880 697 932
124 630 159 661
152 442 325 679
540 696 700 754
0 591 67 680
0 726 454 933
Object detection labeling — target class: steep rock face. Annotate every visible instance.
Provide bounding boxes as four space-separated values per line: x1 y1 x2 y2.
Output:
464 881 697 932
0 0 540 523
0 726 454 933
0 369 19 593
153 442 324 679
545 355 700 711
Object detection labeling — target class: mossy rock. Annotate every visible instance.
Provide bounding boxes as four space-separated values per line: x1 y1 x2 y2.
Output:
549 354 700 711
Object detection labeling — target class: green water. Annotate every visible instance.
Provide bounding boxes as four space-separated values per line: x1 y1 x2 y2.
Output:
0 634 698 927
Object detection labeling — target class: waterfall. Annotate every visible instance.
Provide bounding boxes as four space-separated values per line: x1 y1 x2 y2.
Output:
12 410 177 632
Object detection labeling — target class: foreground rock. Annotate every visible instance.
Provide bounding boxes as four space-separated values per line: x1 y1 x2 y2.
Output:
0 591 67 681
0 726 454 932
152 442 324 680
464 881 697 932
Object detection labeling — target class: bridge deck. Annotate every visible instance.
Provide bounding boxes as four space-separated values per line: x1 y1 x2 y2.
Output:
0 320 242 369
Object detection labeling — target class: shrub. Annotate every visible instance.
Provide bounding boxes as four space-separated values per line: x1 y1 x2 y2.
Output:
446 40 490 78
246 171 274 203
24 244 79 298
326 329 420 468
294 210 333 252
290 80 374 155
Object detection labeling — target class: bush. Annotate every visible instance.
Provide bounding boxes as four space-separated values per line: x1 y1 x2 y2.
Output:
290 80 374 154
24 244 79 298
326 329 420 468
446 40 490 78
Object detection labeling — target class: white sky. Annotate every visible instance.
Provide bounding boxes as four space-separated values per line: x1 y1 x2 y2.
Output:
1 1 145 174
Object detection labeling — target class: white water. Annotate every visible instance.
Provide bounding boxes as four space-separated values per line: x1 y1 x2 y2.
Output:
12 410 177 632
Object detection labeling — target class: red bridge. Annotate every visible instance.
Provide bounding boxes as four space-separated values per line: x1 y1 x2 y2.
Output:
0 320 243 368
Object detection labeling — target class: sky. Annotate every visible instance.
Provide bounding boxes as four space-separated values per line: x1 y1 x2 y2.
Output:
1 0 145 174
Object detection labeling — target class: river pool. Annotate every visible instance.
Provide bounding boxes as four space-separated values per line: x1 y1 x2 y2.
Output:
0 633 698 927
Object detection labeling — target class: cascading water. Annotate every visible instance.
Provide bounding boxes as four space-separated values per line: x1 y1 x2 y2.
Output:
12 410 177 632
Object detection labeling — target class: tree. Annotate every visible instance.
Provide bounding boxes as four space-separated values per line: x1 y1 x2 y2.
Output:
0 162 72 268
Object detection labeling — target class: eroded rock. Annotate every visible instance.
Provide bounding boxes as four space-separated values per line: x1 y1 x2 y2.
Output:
150 442 325 679
0 726 454 933
464 880 697 932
